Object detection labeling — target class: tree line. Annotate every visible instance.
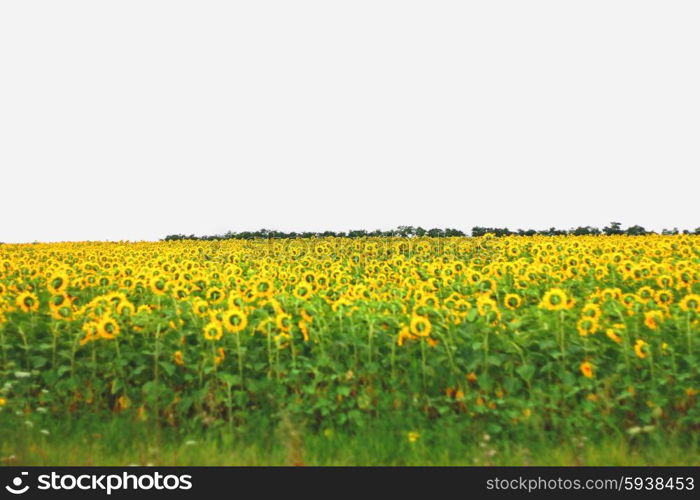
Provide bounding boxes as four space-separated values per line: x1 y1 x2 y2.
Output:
163 222 700 241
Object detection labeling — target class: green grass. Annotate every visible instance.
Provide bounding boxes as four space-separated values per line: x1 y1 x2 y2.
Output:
1 413 698 466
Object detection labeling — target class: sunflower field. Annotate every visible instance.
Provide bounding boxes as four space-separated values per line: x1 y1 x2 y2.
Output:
0 235 698 463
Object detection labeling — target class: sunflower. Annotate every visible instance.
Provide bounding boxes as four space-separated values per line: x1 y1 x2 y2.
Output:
576 317 598 337
331 298 351 312
171 286 189 301
680 294 700 313
116 301 136 316
119 277 135 290
425 336 439 347
654 289 673 307
409 315 431 337
503 293 521 310
581 303 601 320
253 278 274 299
50 304 73 321
293 283 313 300
222 308 248 333
80 321 99 346
214 347 225 366
300 306 314 324
453 299 471 316
580 361 594 379
397 325 416 346
206 287 225 304
636 286 655 303
276 312 292 332
676 270 693 289
634 339 649 359
184 298 205 317
173 350 185 366
49 293 71 312
227 293 246 310
420 293 440 309
477 294 498 316
149 276 168 295
600 288 621 302
274 331 291 349
539 288 569 311
605 328 622 344
621 293 640 310
203 320 223 341
298 320 310 341
467 270 482 286
656 274 674 289
97 315 120 340
16 291 39 313
644 310 664 330
47 272 69 294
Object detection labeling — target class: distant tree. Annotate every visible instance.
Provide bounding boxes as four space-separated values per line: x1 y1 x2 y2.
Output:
603 222 624 235
397 226 416 237
348 229 367 238
626 225 648 236
571 226 601 235
162 223 696 241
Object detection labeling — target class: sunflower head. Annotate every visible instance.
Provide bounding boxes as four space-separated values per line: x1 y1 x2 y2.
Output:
223 308 248 333
173 350 185 366
539 288 569 311
634 339 649 359
409 315 431 337
580 361 594 379
203 320 223 341
97 315 120 340
275 313 292 332
654 289 673 306
680 294 700 313
644 310 664 330
16 291 39 313
150 277 168 295
293 283 313 301
576 317 598 337
48 273 69 294
504 293 521 310
206 287 225 304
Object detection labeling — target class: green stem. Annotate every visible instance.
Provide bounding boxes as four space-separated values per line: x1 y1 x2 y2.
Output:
367 317 373 365
420 336 427 390
266 323 273 378
687 313 692 357
0 325 7 371
235 331 244 386
18 326 30 368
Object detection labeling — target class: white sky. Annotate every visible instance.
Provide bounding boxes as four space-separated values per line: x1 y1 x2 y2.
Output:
1 1 698 243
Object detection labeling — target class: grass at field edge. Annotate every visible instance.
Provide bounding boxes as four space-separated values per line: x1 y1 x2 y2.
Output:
1 414 698 466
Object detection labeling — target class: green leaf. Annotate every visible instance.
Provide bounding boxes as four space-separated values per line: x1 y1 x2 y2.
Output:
31 356 48 369
110 378 123 394
217 373 241 386
516 365 535 381
159 361 175 376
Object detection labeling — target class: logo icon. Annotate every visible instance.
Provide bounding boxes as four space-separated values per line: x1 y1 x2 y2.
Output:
5 472 29 495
